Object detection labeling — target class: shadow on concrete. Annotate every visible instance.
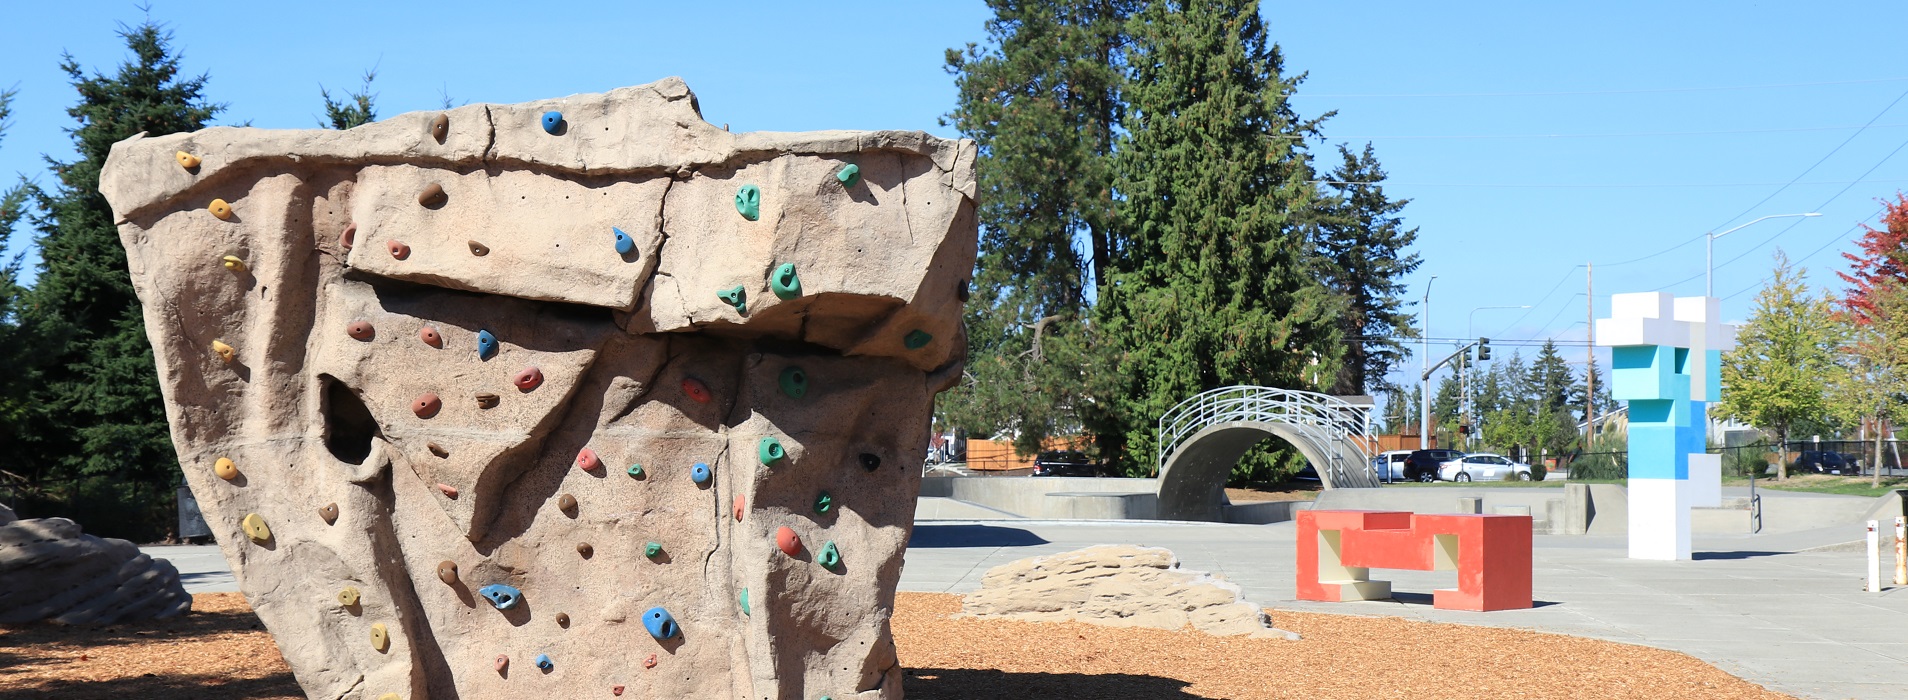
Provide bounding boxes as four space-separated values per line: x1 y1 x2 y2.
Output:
1693 550 1790 561
909 524 1050 548
0 673 301 699
903 667 1199 698
1387 591 1562 609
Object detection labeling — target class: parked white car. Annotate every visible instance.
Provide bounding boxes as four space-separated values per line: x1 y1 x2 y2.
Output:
1370 450 1412 482
1439 453 1534 482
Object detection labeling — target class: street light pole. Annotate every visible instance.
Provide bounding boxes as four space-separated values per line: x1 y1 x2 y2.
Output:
1706 212 1821 296
1420 276 1437 450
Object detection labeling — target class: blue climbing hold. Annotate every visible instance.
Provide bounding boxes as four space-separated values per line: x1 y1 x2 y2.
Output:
477 330 498 360
541 111 563 134
478 584 522 610
643 606 679 640
691 462 711 484
535 653 553 671
613 227 635 255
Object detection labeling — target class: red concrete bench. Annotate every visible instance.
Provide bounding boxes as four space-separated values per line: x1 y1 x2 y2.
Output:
1295 509 1532 612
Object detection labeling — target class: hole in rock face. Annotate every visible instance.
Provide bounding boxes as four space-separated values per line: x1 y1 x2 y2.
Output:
323 377 379 465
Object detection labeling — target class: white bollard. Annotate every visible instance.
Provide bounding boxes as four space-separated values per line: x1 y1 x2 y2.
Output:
1897 516 1906 587
1868 520 1882 592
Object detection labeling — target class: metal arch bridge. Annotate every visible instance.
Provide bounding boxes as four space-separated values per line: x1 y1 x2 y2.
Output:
1155 386 1379 521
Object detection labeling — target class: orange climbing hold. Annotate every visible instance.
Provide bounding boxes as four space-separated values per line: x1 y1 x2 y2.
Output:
495 655 508 673
412 393 442 418
776 526 800 557
418 326 442 348
436 483 459 499
576 447 601 471
437 560 459 585
682 377 712 403
213 457 238 481
733 494 746 521
642 654 658 669
174 151 201 169
211 340 236 364
347 321 375 341
340 223 357 250
208 199 233 220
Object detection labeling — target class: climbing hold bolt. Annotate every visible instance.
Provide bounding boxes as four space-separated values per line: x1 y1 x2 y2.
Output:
691 462 711 485
347 320 374 341
337 587 360 607
430 113 449 143
813 491 833 515
208 199 233 220
818 541 841 569
319 503 339 524
436 483 458 498
557 493 577 512
904 330 933 350
370 623 389 652
478 584 522 610
717 285 747 314
576 542 593 558
418 326 442 348
417 183 447 208
211 340 236 364
555 612 570 627
412 393 442 419
341 223 356 250
734 184 762 220
576 447 601 471
642 607 679 640
387 240 411 260
476 330 498 359
513 366 543 391
175 151 201 170
535 653 553 671
241 513 271 544
759 436 786 466
495 655 508 673
859 453 882 472
428 442 449 458
613 227 635 255
475 392 499 409
213 457 238 481
733 494 746 521
221 255 246 273
739 588 750 616
467 240 489 256
778 366 808 398
541 111 563 134
436 560 459 585
626 463 644 478
770 263 802 300
836 163 860 187
643 654 658 669
776 526 800 557
645 541 663 558
681 377 712 403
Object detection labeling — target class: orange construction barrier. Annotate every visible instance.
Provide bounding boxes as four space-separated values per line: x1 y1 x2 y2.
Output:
1296 509 1532 612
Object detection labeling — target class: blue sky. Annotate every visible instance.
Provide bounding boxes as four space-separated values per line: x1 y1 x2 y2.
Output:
5 1 1908 395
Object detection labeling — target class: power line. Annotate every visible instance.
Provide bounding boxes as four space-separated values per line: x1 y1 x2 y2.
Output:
1705 84 1908 232
1489 267 1579 338
1293 76 1908 99
1720 211 1884 301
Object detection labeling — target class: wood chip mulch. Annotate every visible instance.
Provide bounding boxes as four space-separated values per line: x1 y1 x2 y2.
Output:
0 592 1790 699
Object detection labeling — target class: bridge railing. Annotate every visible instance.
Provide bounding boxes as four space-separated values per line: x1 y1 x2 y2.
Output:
1156 385 1376 485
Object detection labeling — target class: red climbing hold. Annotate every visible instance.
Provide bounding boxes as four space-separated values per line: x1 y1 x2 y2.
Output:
388 240 411 260
419 326 443 348
340 223 357 250
436 483 459 499
776 526 800 557
347 321 374 341
612 685 625 696
413 392 442 419
642 654 658 669
513 366 543 391
495 655 508 673
733 494 746 521
576 447 601 471
681 377 712 403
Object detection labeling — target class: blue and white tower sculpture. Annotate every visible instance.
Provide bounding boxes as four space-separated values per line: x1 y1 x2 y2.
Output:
1595 293 1735 560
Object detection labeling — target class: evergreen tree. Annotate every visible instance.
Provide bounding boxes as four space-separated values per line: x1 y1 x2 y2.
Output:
320 69 378 129
28 21 221 533
1318 143 1420 396
0 90 47 482
1095 0 1341 471
1716 251 1841 479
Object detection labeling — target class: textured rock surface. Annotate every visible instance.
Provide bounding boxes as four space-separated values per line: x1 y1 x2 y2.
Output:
99 78 975 699
0 518 193 624
960 545 1297 639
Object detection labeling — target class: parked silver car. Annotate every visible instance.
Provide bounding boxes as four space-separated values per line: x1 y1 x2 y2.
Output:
1439 453 1534 482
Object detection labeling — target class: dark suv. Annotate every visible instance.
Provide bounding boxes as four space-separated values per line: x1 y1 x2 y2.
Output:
1031 450 1100 477
1795 450 1856 476
1404 449 1465 482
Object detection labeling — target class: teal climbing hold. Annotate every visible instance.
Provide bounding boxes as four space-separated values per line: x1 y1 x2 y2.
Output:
836 163 860 187
769 263 802 300
627 463 644 478
758 436 786 466
645 541 663 558
739 588 750 616
734 184 761 220
691 462 711 484
903 329 932 350
778 366 808 399
478 584 522 610
643 607 679 639
541 111 563 134
818 541 841 569
477 330 499 360
535 653 553 671
718 285 747 314
613 227 636 256
813 491 833 515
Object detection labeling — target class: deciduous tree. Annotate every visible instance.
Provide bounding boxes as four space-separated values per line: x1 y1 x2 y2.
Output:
1717 251 1840 479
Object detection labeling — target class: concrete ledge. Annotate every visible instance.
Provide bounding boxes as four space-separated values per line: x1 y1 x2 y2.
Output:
1222 500 1313 524
919 475 1161 519
1045 492 1158 520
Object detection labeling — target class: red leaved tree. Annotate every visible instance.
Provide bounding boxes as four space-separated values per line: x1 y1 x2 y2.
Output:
1839 192 1908 324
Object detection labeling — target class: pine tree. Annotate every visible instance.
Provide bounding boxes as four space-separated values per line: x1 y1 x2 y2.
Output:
1716 251 1841 479
1095 0 1342 471
28 21 221 533
320 69 378 129
1318 143 1421 396
1838 192 1908 325
0 90 47 483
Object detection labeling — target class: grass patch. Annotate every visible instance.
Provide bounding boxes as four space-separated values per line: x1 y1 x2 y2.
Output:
1379 479 1628 489
1723 473 1908 498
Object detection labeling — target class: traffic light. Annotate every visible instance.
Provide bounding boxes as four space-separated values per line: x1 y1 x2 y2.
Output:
1477 337 1492 362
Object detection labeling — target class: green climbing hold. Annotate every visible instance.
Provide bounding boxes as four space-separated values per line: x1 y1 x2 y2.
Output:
627 463 644 478
758 436 786 466
836 163 860 187
818 541 841 569
645 541 663 558
778 366 808 399
769 263 802 300
718 285 747 314
903 329 933 350
734 184 761 221
813 491 833 515
739 588 751 616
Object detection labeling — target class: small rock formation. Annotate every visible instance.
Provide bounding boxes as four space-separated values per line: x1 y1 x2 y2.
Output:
960 545 1297 639
99 79 975 699
0 518 193 624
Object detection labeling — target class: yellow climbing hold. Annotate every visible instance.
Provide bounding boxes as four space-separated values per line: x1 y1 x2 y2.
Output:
175 151 200 169
240 513 271 544
221 255 246 273
337 586 360 606
370 622 390 652
211 340 236 364
208 199 233 220
378 695 400 700
213 457 238 481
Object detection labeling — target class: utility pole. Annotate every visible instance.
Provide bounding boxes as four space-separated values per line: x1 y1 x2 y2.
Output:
1586 262 1596 449
1420 276 1437 450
